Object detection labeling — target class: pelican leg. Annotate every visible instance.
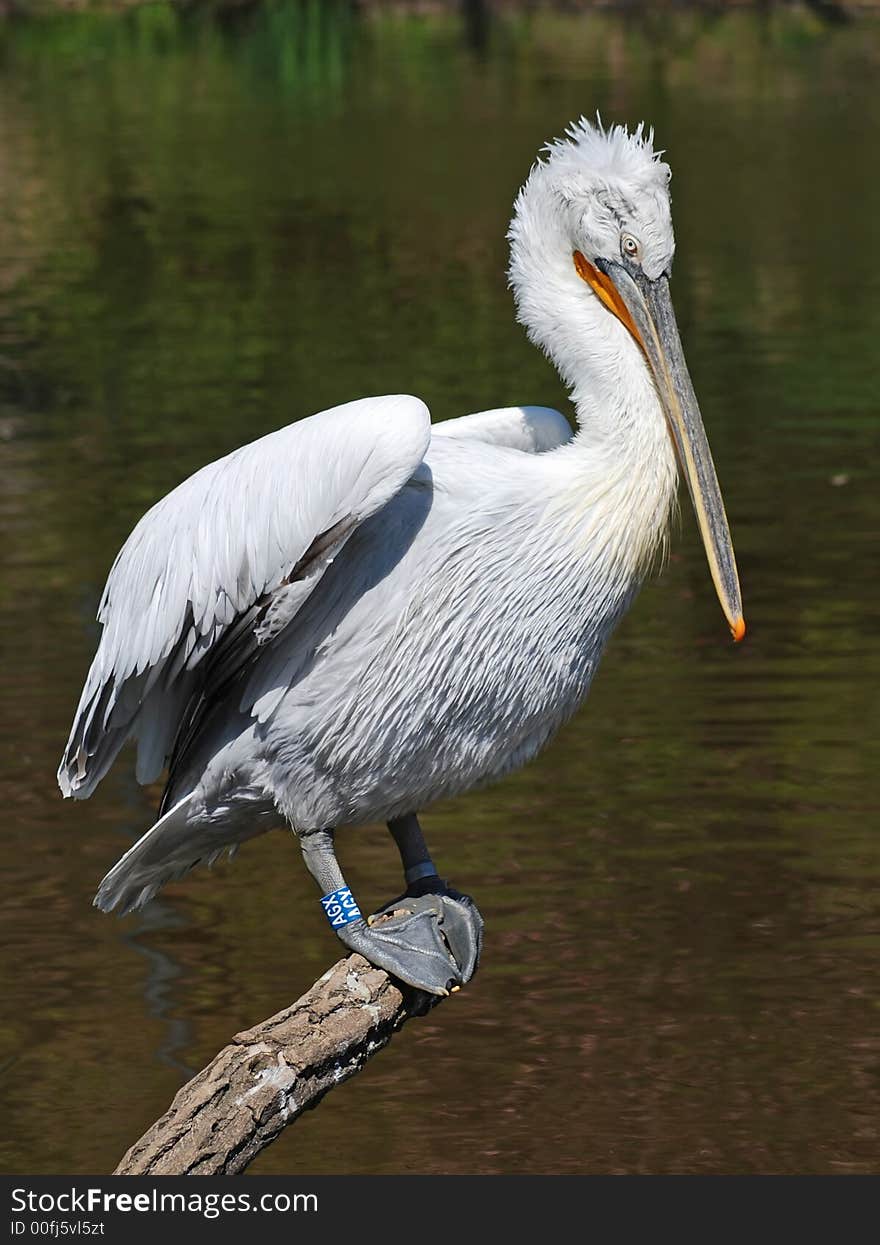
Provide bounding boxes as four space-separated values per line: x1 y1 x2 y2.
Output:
367 814 484 987
298 825 479 997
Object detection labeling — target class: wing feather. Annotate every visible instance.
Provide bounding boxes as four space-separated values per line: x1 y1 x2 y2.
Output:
59 394 431 800
432 405 572 452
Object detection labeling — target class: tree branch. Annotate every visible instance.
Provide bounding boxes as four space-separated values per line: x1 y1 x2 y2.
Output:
115 953 431 1175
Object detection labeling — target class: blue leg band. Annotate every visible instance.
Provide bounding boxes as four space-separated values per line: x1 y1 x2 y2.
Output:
320 887 362 929
405 860 438 885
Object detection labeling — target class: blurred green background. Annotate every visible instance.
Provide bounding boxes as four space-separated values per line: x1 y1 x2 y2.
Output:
0 0 878 1175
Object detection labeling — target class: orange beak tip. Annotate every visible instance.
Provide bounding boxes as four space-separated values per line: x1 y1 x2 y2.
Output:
731 616 746 643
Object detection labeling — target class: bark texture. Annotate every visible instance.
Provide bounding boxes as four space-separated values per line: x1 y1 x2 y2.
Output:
115 954 428 1175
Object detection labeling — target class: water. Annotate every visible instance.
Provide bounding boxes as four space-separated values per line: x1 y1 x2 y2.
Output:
1 2 878 1175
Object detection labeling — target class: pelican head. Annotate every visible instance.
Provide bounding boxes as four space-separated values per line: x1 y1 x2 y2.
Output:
509 118 744 642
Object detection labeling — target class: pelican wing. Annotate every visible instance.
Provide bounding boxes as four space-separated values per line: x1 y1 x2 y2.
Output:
432 405 572 452
58 395 431 801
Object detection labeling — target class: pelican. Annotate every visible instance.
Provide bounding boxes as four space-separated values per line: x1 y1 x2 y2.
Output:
58 119 744 997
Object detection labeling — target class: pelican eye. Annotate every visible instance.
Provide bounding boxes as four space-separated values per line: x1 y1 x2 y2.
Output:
621 234 639 259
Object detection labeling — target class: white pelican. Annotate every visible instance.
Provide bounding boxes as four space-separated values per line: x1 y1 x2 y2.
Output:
58 119 744 996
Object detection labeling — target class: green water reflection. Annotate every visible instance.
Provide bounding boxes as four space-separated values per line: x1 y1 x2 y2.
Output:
0 2 878 1174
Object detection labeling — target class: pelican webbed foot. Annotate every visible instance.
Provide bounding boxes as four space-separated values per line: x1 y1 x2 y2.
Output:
337 878 483 997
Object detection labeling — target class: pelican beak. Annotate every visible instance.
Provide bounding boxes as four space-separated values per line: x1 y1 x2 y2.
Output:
576 251 745 642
